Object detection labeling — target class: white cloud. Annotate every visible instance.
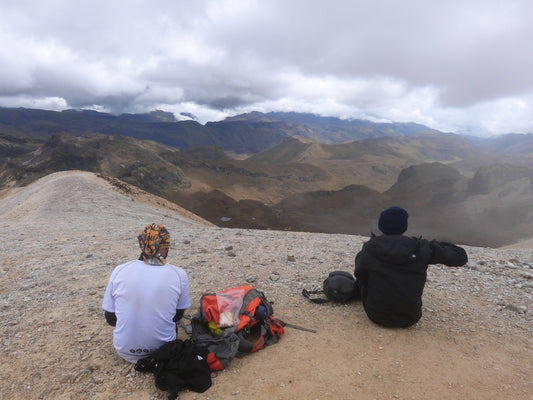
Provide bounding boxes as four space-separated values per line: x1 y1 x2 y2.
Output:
0 95 68 110
445 97 533 136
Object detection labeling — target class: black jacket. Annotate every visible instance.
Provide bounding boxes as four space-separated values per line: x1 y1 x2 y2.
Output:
354 235 468 328
135 339 212 400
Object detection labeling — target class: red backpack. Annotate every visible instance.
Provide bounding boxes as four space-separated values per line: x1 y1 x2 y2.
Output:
190 285 285 371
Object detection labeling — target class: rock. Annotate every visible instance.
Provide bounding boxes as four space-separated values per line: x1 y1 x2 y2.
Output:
287 255 296 262
270 272 280 281
521 272 533 279
504 304 528 314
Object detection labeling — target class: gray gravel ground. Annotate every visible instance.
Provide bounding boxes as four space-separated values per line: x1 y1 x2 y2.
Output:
1 171 531 400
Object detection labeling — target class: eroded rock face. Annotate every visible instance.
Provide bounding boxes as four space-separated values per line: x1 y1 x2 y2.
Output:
468 163 533 195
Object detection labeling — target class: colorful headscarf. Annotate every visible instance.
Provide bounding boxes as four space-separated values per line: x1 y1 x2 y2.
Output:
138 223 170 264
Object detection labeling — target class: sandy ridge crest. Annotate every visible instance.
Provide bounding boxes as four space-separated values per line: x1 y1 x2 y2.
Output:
0 171 532 400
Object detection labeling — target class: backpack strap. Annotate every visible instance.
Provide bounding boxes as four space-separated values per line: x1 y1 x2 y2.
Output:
301 288 332 304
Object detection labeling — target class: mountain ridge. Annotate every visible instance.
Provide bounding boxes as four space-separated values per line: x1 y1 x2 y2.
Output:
2 108 533 247
0 107 437 154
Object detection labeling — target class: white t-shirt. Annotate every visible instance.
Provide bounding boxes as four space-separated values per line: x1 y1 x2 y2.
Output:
102 259 191 363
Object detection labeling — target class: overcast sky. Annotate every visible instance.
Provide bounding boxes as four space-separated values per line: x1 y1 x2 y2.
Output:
1 0 532 136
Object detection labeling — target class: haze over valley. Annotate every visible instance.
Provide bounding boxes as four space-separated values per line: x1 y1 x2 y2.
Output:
1 108 532 247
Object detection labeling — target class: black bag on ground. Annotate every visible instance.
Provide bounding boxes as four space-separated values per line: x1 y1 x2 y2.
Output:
302 271 359 303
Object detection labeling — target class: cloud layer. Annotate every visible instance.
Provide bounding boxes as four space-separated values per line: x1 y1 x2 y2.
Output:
1 0 533 135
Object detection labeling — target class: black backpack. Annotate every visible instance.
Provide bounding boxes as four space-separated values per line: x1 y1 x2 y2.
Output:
302 271 359 303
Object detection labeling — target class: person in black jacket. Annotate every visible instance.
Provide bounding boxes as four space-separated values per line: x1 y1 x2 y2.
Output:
354 206 468 328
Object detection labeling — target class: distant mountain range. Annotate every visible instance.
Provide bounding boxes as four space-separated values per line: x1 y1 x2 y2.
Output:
1 107 532 247
0 107 436 154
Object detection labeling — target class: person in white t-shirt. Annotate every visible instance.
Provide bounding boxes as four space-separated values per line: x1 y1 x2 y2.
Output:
102 223 191 363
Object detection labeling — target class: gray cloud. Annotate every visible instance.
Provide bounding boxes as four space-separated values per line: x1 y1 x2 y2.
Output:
1 0 533 135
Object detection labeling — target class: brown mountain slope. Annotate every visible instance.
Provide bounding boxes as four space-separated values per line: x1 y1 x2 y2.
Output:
0 133 334 204
0 132 186 195
3 130 531 203
275 162 533 247
249 132 500 192
172 132 494 205
2 131 532 247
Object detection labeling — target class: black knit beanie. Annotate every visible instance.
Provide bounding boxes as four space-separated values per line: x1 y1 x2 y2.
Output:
378 206 408 235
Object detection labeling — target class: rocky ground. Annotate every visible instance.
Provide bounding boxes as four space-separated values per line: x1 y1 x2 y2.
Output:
0 171 532 400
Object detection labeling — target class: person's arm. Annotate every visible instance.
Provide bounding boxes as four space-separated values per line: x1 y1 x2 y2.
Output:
429 240 468 266
354 252 365 277
173 309 186 323
354 241 371 278
104 311 117 327
102 269 118 327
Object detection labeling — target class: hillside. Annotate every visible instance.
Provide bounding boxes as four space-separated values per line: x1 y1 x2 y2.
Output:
2 130 533 247
0 132 187 195
0 108 435 154
0 171 531 400
277 162 533 247
2 107 533 158
174 131 533 203
0 108 289 154
248 132 498 191
468 133 533 154
225 111 434 142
